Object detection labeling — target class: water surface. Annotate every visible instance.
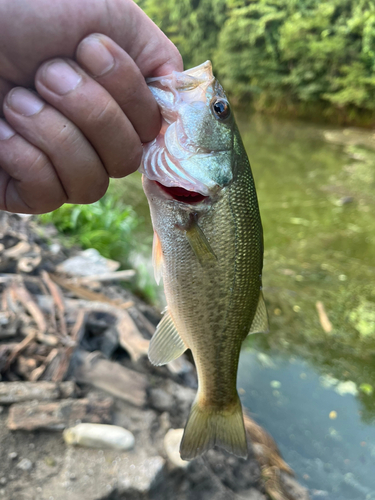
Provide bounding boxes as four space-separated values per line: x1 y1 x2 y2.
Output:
114 113 375 500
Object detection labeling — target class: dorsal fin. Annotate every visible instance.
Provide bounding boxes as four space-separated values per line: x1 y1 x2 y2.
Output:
152 230 164 285
248 292 269 336
148 308 188 366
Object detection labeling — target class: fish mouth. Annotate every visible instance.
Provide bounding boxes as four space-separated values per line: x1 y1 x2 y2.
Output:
156 182 208 204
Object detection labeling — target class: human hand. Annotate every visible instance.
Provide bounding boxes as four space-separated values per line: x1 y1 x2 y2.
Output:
0 0 182 214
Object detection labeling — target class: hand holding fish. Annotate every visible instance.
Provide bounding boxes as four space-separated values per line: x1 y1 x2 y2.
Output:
0 0 182 214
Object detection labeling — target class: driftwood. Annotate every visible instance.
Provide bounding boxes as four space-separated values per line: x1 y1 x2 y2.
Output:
72 351 147 407
8 396 113 431
0 380 76 404
0 230 150 382
315 301 333 333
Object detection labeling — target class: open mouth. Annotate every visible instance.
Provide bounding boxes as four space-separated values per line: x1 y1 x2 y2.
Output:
156 182 208 203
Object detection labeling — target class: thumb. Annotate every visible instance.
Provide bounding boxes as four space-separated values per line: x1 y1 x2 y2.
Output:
0 0 182 86
98 0 183 77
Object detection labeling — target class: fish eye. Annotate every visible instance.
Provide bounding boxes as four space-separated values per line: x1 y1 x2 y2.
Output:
211 99 231 120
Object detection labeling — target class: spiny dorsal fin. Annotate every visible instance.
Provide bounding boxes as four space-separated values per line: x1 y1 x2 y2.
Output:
185 222 217 265
248 291 269 335
148 308 188 366
152 230 164 285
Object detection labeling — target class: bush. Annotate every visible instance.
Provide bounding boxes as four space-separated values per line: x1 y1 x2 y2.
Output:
39 194 139 268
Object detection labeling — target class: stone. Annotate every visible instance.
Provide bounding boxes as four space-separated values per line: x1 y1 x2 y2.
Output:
63 423 135 451
16 458 33 471
149 388 174 413
7 397 113 431
117 456 165 493
56 248 120 276
280 472 311 500
237 488 267 499
164 428 188 468
8 452 18 460
38 449 165 500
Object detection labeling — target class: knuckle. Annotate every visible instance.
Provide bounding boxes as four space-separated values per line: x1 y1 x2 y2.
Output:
86 97 116 128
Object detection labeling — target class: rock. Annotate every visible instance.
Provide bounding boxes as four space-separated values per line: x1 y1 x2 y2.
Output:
117 456 165 494
16 458 33 471
63 423 135 451
237 489 267 499
38 449 165 500
0 478 6 485
0 381 76 405
149 388 174 413
167 355 195 378
7 397 113 431
8 452 18 460
56 248 120 276
280 472 311 500
99 326 119 358
164 428 188 468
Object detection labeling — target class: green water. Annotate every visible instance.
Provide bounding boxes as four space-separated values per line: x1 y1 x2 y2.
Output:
113 113 375 499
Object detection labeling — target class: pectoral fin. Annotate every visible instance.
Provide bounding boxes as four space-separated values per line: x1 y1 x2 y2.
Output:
248 292 269 335
152 230 164 285
185 222 217 265
148 308 188 366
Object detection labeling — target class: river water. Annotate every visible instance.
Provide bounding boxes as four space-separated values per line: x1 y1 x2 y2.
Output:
114 113 375 500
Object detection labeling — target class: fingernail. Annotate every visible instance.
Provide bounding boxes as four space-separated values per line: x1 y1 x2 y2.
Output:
0 119 15 140
42 60 82 95
7 88 44 116
78 35 115 77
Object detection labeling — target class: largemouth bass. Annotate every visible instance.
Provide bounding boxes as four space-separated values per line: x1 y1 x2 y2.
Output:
140 61 268 461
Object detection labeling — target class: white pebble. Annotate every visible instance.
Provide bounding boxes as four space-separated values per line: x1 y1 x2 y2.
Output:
63 423 135 451
16 458 32 471
164 429 189 468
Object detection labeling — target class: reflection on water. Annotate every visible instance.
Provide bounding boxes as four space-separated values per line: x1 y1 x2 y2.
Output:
238 351 375 500
237 113 375 500
114 113 375 499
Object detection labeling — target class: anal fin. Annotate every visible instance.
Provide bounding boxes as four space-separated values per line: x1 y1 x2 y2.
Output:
248 291 269 335
148 308 187 366
185 221 217 265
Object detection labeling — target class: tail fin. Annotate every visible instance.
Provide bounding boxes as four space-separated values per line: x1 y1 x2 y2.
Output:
180 393 247 461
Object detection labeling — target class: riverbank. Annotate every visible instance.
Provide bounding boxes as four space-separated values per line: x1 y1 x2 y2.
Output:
0 211 309 500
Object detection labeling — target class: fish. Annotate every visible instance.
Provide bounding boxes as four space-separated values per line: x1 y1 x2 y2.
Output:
140 61 268 461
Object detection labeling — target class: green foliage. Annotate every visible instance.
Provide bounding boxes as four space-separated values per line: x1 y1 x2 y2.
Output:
137 0 227 68
216 0 375 116
39 194 138 268
139 0 375 123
